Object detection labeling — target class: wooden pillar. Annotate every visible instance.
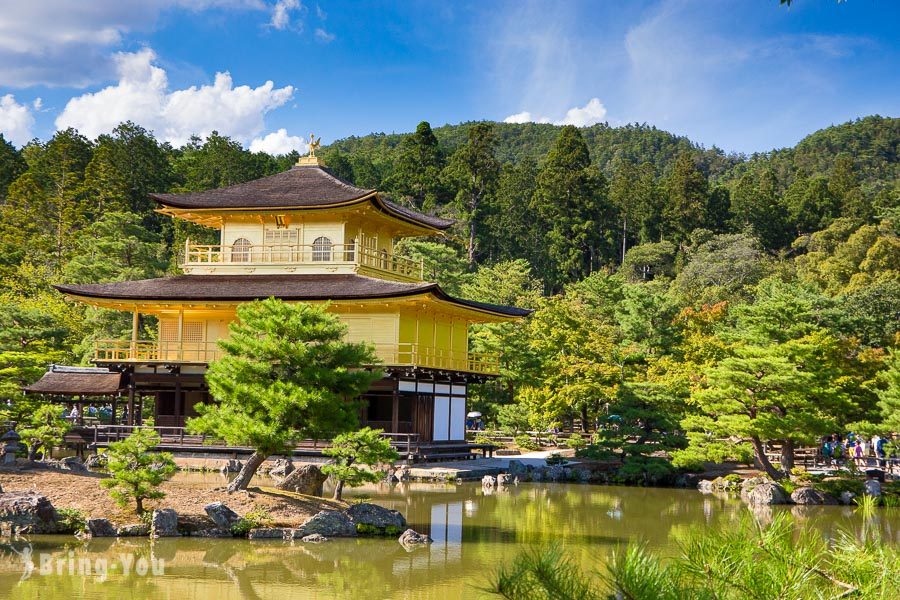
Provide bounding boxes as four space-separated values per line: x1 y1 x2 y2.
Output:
177 309 184 362
126 386 135 426
391 380 400 434
174 370 182 427
111 395 118 426
137 395 143 426
130 309 139 358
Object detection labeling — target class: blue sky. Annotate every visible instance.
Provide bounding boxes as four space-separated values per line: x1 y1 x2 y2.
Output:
0 0 897 154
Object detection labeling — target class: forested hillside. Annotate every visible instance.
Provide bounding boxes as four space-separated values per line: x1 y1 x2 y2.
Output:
1 115 898 479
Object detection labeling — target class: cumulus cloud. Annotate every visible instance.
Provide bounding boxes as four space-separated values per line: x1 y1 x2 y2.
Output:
55 48 294 147
0 1 265 87
249 128 308 155
270 0 303 30
314 28 335 43
503 98 607 127
0 95 35 146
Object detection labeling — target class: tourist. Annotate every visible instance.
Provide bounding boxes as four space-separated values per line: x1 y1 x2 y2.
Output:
874 435 886 468
853 440 864 468
68 405 80 422
821 436 833 466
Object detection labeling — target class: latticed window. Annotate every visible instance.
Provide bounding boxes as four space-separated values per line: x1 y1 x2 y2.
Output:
265 228 298 262
312 236 332 262
231 238 252 262
345 238 356 262
380 248 389 269
182 322 204 343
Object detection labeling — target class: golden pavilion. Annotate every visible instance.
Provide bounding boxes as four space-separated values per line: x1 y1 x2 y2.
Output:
28 151 527 456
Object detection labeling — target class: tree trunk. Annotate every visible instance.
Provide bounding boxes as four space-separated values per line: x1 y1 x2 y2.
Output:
227 451 269 493
780 439 795 474
750 436 784 480
580 405 589 433
136 497 144 515
333 479 345 501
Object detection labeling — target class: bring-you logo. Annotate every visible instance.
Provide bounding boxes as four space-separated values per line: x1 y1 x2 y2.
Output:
3 542 165 582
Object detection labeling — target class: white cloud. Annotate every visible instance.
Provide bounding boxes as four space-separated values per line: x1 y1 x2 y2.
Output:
314 28 335 43
0 1 265 87
55 48 294 147
270 0 303 30
503 97 607 127
315 4 327 20
32 98 43 111
249 128 308 155
0 95 35 146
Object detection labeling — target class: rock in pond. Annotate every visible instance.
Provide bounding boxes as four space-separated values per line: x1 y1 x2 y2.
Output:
295 510 356 538
345 503 406 530
697 480 715 493
0 492 60 534
83 454 107 470
790 487 839 505
864 479 881 498
268 458 294 479
276 464 328 496
546 465 566 482
204 502 241 530
481 475 496 488
496 473 512 487
219 459 243 475
301 533 328 543
60 456 88 473
745 482 790 505
151 509 178 537
86 518 117 537
117 523 150 537
398 528 432 547
507 460 528 476
840 491 856 505
247 528 290 540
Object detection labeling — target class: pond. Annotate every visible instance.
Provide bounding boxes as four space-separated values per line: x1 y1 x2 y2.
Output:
2 480 898 599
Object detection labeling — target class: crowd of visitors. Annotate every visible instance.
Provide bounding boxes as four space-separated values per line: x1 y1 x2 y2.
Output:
820 432 895 469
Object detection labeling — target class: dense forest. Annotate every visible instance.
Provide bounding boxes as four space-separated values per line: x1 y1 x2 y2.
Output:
1 115 898 480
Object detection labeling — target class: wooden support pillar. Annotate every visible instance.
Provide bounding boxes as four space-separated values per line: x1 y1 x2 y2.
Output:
111 395 118 426
177 309 184 362
137 395 143 426
391 381 400 434
174 370 182 427
126 386 135 426
130 309 139 359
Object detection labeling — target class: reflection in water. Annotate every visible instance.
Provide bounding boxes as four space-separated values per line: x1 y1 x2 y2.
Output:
1 482 898 599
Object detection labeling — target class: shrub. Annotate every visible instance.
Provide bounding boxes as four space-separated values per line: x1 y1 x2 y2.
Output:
100 428 176 515
473 433 494 446
514 435 541 451
815 477 864 499
575 444 616 461
564 434 587 450
231 508 272 537
57 508 87 534
545 453 566 466
669 448 706 472
322 427 400 501
723 474 743 484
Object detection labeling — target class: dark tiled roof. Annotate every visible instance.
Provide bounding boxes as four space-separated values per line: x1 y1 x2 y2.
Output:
25 369 123 395
151 166 453 230
55 274 531 318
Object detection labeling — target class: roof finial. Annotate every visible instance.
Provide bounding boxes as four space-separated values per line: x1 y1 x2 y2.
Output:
308 132 321 157
297 132 325 167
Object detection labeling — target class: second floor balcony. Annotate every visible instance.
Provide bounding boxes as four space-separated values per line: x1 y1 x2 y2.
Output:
93 340 501 375
180 239 424 282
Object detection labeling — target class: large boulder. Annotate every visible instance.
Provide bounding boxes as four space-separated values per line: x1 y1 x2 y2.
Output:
546 465 566 482
268 458 294 480
219 459 243 475
346 503 406 530
746 482 790 505
204 502 241 530
84 454 107 470
150 509 179 537
0 492 60 534
840 491 856 505
276 464 328 496
697 480 715 493
301 533 328 543
117 523 150 537
295 510 356 538
398 528 432 548
790 487 839 505
507 460 528 476
86 518 116 537
739 477 771 502
864 479 882 498
60 456 88 473
247 528 290 540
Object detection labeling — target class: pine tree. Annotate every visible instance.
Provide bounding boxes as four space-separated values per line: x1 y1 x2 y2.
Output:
0 134 26 200
443 123 500 266
532 126 613 290
387 121 446 208
322 427 399 500
728 168 791 250
663 152 708 245
878 351 900 433
101 428 176 514
188 299 381 491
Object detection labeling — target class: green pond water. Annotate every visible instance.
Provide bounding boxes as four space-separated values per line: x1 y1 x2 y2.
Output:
2 478 898 599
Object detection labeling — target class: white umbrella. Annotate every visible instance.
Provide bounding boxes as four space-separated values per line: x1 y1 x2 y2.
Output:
467 411 482 418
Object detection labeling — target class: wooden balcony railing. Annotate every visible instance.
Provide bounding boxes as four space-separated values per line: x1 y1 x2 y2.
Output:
93 340 500 375
181 241 424 281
